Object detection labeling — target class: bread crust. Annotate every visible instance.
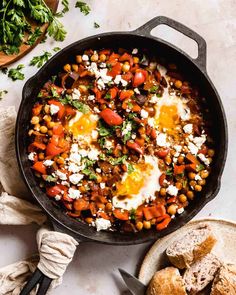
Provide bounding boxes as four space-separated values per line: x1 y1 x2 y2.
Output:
146 267 187 295
167 226 217 269
211 264 236 295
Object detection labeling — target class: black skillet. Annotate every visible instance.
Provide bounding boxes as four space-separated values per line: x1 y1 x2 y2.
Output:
16 16 228 294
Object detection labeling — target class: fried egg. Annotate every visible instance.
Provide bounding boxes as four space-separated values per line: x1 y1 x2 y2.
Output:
154 89 190 134
68 111 99 146
112 156 162 210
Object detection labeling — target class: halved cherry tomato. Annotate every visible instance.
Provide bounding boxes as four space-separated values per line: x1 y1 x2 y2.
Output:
119 52 133 66
159 173 166 186
126 140 143 155
122 72 133 82
119 90 134 101
150 128 157 139
65 106 76 117
48 100 65 119
107 87 118 99
185 163 197 172
143 205 166 221
100 108 123 126
186 153 200 165
32 161 47 174
32 104 42 116
46 184 65 197
132 104 141 113
92 87 106 104
156 216 171 231
133 69 147 87
99 49 111 55
155 148 169 158
108 52 120 63
52 124 64 136
46 143 63 157
97 212 110 220
74 198 89 211
107 62 122 78
113 209 129 221
174 164 185 175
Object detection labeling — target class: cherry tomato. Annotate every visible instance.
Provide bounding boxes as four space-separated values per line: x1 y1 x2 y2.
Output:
126 141 144 155
46 184 66 197
32 161 47 174
100 108 123 126
133 69 147 87
46 143 63 156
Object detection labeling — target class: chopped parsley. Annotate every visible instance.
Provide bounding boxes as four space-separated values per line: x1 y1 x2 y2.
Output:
75 1 91 15
51 87 59 98
46 175 57 182
166 168 173 176
197 164 205 172
8 64 25 81
26 27 42 46
98 120 113 137
30 51 52 68
130 209 136 220
104 92 111 99
149 85 159 93
109 155 127 165
59 95 90 114
94 22 100 29
127 163 135 174
82 168 97 180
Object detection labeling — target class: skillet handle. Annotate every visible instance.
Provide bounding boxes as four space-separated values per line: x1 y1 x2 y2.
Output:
133 16 207 73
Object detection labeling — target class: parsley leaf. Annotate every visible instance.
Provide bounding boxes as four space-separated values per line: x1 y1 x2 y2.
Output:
130 209 136 220
75 1 91 15
196 164 205 172
82 168 97 180
98 120 112 137
59 94 90 114
26 27 42 46
47 18 67 41
8 64 24 81
30 51 52 68
94 22 100 28
149 85 159 93
109 155 127 165
104 92 111 99
46 175 57 182
51 87 59 98
127 163 135 174
166 168 173 176
53 47 61 52
0 90 8 100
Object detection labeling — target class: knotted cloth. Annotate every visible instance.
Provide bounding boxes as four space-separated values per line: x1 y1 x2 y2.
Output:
0 106 79 294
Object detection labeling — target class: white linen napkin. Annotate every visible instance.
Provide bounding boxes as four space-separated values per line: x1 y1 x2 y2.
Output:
0 106 79 294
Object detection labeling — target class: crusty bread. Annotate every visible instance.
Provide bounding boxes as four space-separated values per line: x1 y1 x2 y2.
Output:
146 266 187 295
166 224 217 269
183 253 221 294
211 264 236 295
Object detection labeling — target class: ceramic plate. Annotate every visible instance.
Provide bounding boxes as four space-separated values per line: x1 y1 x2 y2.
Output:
138 218 236 294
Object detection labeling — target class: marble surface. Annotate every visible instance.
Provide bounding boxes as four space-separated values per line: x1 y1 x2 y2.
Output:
0 0 236 294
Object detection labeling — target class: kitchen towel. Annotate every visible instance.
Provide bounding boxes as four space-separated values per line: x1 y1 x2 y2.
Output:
0 106 79 294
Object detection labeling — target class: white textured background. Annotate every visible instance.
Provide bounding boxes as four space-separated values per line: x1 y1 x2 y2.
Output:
0 0 236 294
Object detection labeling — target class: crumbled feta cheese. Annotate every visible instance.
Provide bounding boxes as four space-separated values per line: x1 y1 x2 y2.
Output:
96 168 101 173
55 195 61 201
134 88 140 94
156 133 168 147
28 152 36 161
55 170 67 180
93 107 100 113
131 133 136 139
198 153 210 165
69 173 83 184
183 124 193 134
188 142 198 155
180 107 191 121
173 157 178 163
193 134 206 148
121 78 128 87
132 48 138 54
99 62 106 68
100 183 106 189
50 104 60 115
114 75 121 84
68 188 81 199
88 95 95 101
68 162 81 173
69 153 81 165
79 149 89 158
97 78 105 89
140 109 149 118
43 160 54 166
82 54 89 61
149 94 159 104
147 117 155 127
71 143 79 153
195 174 202 181
122 122 132 136
166 185 178 196
177 207 184 214
95 218 111 231
61 181 69 186
88 149 99 160
91 130 98 140
72 88 81 100
104 140 113 150
174 145 182 153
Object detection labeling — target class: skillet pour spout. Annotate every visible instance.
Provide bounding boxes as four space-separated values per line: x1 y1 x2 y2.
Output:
16 16 228 246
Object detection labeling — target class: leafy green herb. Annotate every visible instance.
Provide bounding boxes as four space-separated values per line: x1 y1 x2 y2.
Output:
1 67 8 74
26 27 42 46
196 164 205 172
47 18 67 41
157 93 162 97
0 90 8 100
8 64 24 81
109 155 127 166
127 113 137 120
59 94 90 114
51 75 57 83
30 51 52 68
166 168 173 176
104 92 111 99
75 1 91 15
130 208 136 220
46 175 57 182
98 137 105 148
94 22 100 28
53 47 61 52
82 168 97 180
83 158 95 167
98 120 112 137
51 87 59 98
127 163 135 174
61 0 69 14
149 85 159 93
127 101 133 109
99 154 106 161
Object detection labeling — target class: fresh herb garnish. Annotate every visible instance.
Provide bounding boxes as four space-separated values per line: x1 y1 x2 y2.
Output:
149 85 159 93
127 101 133 109
75 1 91 15
82 168 97 180
197 164 205 172
0 90 8 100
46 175 57 182
98 120 112 137
104 92 111 99
53 47 61 52
130 208 136 220
8 64 24 81
26 27 42 46
166 168 173 176
59 94 90 114
127 163 135 174
109 155 127 165
30 51 52 68
51 87 59 98
51 75 57 83
94 22 100 28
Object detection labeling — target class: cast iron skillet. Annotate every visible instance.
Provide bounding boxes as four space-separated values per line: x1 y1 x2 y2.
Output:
16 16 227 294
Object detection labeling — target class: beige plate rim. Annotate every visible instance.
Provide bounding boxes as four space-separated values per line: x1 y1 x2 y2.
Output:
138 217 236 284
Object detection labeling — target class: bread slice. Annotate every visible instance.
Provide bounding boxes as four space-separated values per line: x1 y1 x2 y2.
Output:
211 264 236 295
146 267 187 295
183 253 221 294
166 224 217 269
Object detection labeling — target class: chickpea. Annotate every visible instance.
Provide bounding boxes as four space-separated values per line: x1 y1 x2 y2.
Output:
187 190 194 200
78 85 87 93
133 57 139 64
79 186 86 193
194 184 202 192
97 203 105 210
200 170 209 179
96 174 102 183
40 126 48 134
165 155 172 165
178 155 184 164
91 53 99 62
208 157 212 164
34 123 40 131
198 179 206 186
38 153 44 160
31 116 40 125
99 54 106 62
72 64 79 72
160 187 166 196
167 204 178 215
105 203 113 211
48 130 53 137
136 221 143 231
179 194 187 203
43 115 51 122
189 180 196 187
85 217 93 224
143 220 151 229
28 129 34 136
151 218 156 225
63 64 71 72
47 121 55 129
61 152 68 159
56 157 65 165
44 105 50 114
188 172 196 180
76 55 82 63
176 182 182 190
174 80 182 89
122 62 130 72
208 149 215 157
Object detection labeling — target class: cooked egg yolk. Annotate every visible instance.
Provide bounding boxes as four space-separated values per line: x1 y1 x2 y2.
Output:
116 162 153 197
158 104 179 130
69 113 97 136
